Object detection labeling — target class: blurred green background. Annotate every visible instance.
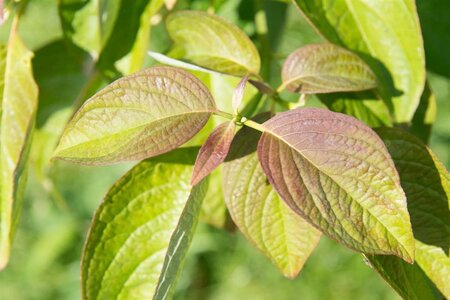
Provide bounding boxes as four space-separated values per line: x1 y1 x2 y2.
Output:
0 0 449 299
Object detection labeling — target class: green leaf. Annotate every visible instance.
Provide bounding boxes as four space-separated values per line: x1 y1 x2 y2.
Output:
281 44 377 94
0 23 38 269
257 108 414 261
319 91 392 127
409 82 436 144
166 10 261 76
368 128 450 298
192 121 236 186
293 0 425 123
53 66 216 165
200 167 226 228
223 116 321 278
82 148 208 300
366 255 439 300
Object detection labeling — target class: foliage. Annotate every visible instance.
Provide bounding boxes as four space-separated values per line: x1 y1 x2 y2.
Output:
0 0 448 299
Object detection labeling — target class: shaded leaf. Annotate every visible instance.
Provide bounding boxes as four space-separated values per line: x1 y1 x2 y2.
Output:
192 121 236 186
366 255 439 300
293 0 425 123
82 148 208 299
257 108 414 261
232 75 249 114
368 128 449 298
223 117 321 278
281 44 377 94
409 82 436 144
53 66 216 165
166 10 261 76
0 23 38 269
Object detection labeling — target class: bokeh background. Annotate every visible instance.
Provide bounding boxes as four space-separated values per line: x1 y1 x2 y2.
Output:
0 0 449 299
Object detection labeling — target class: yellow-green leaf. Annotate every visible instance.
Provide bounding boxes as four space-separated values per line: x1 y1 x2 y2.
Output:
0 23 38 269
223 119 321 278
293 0 426 123
281 44 377 94
166 11 261 76
82 148 208 299
257 108 415 261
53 66 216 165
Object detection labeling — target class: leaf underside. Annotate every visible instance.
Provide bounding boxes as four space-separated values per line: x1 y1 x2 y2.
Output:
282 43 377 94
257 108 415 262
192 121 236 186
53 66 216 165
223 119 321 278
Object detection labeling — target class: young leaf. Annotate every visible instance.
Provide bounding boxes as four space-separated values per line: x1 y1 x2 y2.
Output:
293 0 425 123
0 23 38 269
257 108 415 262
281 44 377 94
232 75 249 114
191 121 236 186
53 66 216 165
223 119 321 278
368 128 450 298
166 11 261 76
82 148 208 300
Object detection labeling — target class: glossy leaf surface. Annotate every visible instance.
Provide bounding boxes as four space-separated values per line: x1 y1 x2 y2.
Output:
281 44 377 94
369 128 450 298
257 108 414 261
53 66 216 165
82 149 208 299
166 11 261 76
224 123 321 277
192 121 235 186
0 26 38 269
294 0 425 123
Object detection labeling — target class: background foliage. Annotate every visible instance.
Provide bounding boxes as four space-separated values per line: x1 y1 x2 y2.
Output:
0 0 448 299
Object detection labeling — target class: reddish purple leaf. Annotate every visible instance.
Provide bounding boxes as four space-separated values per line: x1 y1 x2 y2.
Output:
232 75 249 114
191 121 236 185
257 108 415 262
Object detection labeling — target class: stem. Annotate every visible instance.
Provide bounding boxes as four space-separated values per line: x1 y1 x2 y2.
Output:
243 119 265 132
253 0 271 81
213 110 234 120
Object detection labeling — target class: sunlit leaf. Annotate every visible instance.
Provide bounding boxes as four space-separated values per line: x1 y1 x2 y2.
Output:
82 148 208 299
293 0 425 123
53 66 216 165
257 108 414 261
223 118 321 278
0 22 38 269
166 10 261 76
368 128 450 298
232 75 249 114
281 44 377 94
192 121 235 186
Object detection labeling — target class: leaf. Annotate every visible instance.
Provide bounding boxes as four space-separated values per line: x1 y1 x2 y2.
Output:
0 23 38 269
281 44 377 94
200 167 226 228
293 0 425 123
257 108 415 261
368 128 450 298
82 148 208 299
409 82 436 144
166 10 261 76
53 66 216 165
232 75 249 114
319 91 392 127
192 121 236 186
223 117 321 278
366 255 439 300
